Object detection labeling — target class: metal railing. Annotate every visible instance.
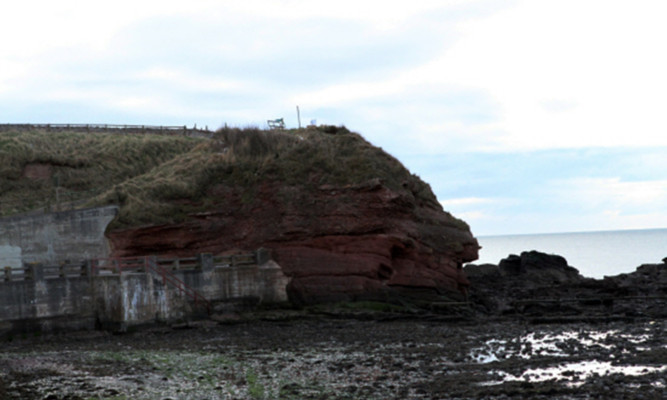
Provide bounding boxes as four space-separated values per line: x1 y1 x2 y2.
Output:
0 123 212 134
213 253 257 267
90 256 150 276
3 262 88 281
1 251 260 282
86 252 262 313
91 256 211 314
149 259 212 314
88 253 258 274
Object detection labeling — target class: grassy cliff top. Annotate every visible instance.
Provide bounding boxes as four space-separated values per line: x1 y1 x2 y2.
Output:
0 128 201 216
0 126 467 231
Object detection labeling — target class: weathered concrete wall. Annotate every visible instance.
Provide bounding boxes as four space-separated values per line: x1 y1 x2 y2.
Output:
0 245 21 269
93 272 186 331
181 253 289 304
0 207 290 335
0 271 95 334
0 253 290 335
94 256 289 330
0 206 118 266
212 261 290 303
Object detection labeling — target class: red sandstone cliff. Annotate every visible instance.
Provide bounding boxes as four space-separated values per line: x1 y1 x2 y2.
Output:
104 127 479 303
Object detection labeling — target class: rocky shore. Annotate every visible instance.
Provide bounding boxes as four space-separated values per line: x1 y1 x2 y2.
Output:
1 314 664 400
1 252 665 400
465 251 667 321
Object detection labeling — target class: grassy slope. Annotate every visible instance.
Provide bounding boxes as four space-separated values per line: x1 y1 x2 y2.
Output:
0 126 468 232
0 129 201 216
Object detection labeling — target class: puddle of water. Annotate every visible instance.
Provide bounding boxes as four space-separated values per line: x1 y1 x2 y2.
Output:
469 339 506 364
480 361 667 387
468 328 654 363
469 326 664 387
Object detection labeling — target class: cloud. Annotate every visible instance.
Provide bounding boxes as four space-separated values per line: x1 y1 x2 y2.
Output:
440 197 493 207
432 0 667 150
439 197 517 234
5 0 667 149
3 1 480 129
426 147 667 235
3 1 667 235
553 177 667 210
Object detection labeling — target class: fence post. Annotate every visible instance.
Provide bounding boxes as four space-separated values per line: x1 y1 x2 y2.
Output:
59 264 66 278
198 253 214 273
27 263 45 282
82 260 92 277
144 256 156 281
4 266 11 282
144 255 162 283
255 248 271 266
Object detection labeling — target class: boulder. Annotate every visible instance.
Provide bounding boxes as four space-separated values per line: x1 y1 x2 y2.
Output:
499 251 582 284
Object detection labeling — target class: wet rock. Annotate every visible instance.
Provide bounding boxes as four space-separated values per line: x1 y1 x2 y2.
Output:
466 251 667 319
498 251 582 283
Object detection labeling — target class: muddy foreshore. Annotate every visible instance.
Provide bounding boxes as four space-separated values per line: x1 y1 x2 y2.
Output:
1 253 665 400
1 311 665 400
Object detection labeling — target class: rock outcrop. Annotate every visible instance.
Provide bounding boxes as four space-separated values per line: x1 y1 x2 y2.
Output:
109 178 478 303
106 127 479 304
465 252 667 319
497 250 582 284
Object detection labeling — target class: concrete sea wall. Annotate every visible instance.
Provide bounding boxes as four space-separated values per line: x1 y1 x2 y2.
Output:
1 252 289 335
0 206 119 266
0 267 95 334
0 206 290 336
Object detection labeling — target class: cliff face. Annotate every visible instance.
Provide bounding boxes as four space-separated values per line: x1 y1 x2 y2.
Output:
108 178 478 304
2 126 478 303
82 126 479 303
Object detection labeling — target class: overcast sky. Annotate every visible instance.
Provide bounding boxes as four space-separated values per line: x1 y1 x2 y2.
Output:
2 0 667 235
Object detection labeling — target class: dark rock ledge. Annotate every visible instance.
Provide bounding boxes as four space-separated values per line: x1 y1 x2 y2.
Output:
465 251 667 321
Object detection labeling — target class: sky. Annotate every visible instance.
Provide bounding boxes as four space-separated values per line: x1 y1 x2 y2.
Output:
2 0 667 236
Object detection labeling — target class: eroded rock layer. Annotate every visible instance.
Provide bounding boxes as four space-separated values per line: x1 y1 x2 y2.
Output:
108 179 478 303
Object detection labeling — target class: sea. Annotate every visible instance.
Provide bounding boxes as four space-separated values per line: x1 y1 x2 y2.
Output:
473 228 667 279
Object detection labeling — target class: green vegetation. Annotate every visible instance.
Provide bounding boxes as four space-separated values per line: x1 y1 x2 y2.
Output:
89 350 283 399
0 125 466 230
0 129 200 217
246 369 267 399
